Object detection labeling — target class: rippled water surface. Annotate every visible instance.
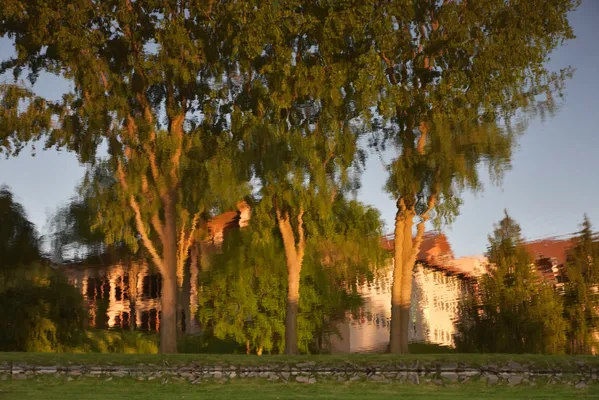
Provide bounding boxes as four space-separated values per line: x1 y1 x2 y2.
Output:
1 0 598 356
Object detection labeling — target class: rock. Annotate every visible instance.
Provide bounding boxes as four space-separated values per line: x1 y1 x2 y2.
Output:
67 377 74 382
507 361 523 371
440 372 458 382
368 374 385 382
441 363 458 371
13 374 27 380
487 375 499 385
296 375 312 383
38 368 57 375
575 381 587 389
105 377 113 382
349 375 361 382
508 375 523 386
148 376 156 381
485 364 499 372
229 372 237 379
408 373 419 385
281 372 290 381
213 371 223 379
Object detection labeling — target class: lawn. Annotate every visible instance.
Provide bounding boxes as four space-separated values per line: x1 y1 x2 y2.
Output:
1 378 598 400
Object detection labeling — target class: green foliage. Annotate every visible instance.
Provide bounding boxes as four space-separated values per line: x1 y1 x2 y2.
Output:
563 216 599 354
370 0 578 225
0 186 86 352
80 330 159 354
198 197 385 354
0 185 40 265
455 212 566 354
0 262 87 352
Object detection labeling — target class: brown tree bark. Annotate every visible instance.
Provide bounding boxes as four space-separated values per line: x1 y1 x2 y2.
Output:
389 192 436 354
276 206 305 355
159 193 179 354
389 197 410 353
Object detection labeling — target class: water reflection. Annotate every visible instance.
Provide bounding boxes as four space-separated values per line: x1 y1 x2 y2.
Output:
3 182 599 355
330 234 487 353
55 227 582 354
0 0 592 356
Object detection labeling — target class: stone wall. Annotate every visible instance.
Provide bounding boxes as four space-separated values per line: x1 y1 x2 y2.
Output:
2 360 597 388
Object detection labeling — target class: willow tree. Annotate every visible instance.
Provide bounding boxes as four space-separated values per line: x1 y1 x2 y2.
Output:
227 2 382 354
198 196 384 354
0 186 86 352
0 1 249 353
364 0 578 353
0 185 40 266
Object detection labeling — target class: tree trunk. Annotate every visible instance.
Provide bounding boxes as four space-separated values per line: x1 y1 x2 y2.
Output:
285 255 301 355
277 207 305 355
389 198 417 354
399 210 416 354
389 202 406 354
159 194 179 354
388 190 435 354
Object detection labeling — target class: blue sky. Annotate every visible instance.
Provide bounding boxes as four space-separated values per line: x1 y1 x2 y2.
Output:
1 1 598 257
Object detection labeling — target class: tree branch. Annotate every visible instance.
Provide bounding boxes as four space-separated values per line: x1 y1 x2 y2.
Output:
131 197 165 272
170 113 185 184
297 206 305 264
117 160 164 272
379 52 397 85
417 121 428 155
151 214 165 243
409 188 438 262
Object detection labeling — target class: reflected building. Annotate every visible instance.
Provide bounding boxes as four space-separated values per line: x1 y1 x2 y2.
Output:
525 237 573 292
330 233 489 353
57 202 250 333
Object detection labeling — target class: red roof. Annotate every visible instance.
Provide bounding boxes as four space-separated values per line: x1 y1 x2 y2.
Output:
524 237 574 265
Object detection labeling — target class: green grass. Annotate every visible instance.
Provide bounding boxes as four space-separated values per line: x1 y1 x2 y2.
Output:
1 352 598 369
1 378 597 400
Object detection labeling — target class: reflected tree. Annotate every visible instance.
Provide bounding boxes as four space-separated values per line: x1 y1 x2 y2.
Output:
227 1 388 354
455 212 565 354
0 186 86 351
0 185 39 265
563 216 599 354
364 0 578 353
199 196 385 354
0 1 250 353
